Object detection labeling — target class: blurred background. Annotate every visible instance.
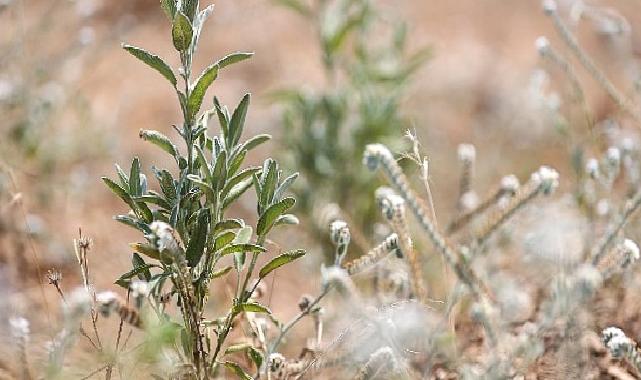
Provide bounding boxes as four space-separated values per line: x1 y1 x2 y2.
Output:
1 0 641 371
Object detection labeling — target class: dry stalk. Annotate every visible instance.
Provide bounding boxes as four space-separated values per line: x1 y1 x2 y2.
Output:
342 233 401 276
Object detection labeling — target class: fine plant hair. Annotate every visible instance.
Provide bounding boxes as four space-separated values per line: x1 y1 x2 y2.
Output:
274 0 430 253
98 1 306 378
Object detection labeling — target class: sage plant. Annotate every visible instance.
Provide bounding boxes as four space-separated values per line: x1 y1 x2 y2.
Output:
102 1 305 378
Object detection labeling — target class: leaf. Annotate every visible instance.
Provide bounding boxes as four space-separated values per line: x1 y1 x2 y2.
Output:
225 343 252 355
115 263 155 288
222 167 260 196
153 168 177 204
213 97 229 142
187 174 215 200
102 177 138 212
233 227 253 244
189 63 219 120
186 209 209 267
259 159 277 208
222 178 253 209
140 130 179 158
132 252 152 281
259 249 306 278
216 52 253 70
122 44 177 86
195 145 212 184
214 231 236 251
160 0 177 20
228 94 250 148
134 194 172 210
273 172 298 201
212 150 227 191
213 219 243 235
211 266 233 279
114 164 129 188
233 302 271 315
130 242 161 260
223 361 252 380
172 11 193 51
274 213 299 227
220 244 265 257
247 346 263 370
129 157 142 197
257 197 295 236
227 149 246 179
239 134 271 153
181 0 198 21
115 215 151 234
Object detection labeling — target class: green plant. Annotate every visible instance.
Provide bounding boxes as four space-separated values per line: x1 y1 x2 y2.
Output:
100 1 305 378
274 0 430 252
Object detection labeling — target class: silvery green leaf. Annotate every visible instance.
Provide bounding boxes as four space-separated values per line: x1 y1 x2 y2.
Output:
259 249 306 278
222 178 253 209
140 129 179 158
214 231 236 251
129 157 142 197
187 174 215 200
228 94 250 148
273 172 298 202
195 145 212 184
257 197 295 236
238 134 271 154
215 52 253 69
227 149 246 179
222 167 259 196
212 150 227 191
212 219 244 235
115 215 151 234
274 213 299 227
186 209 209 267
259 159 278 208
172 11 193 51
213 97 229 142
153 167 177 204
188 63 218 120
115 163 129 188
219 244 265 257
160 0 177 20
103 177 138 211
181 0 198 21
134 194 172 210
129 242 161 260
122 44 177 86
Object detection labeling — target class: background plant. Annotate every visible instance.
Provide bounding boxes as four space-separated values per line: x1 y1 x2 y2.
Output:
273 0 430 253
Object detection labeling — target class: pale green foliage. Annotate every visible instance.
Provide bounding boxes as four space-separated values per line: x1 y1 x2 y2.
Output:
102 1 305 378
275 0 430 248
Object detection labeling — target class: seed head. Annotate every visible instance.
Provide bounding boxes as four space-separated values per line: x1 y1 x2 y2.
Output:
500 175 520 194
585 158 599 179
602 327 633 358
363 144 393 171
457 143 476 163
329 220 350 247
531 166 559 195
46 269 62 286
149 221 180 253
607 147 621 165
542 0 557 15
535 36 550 55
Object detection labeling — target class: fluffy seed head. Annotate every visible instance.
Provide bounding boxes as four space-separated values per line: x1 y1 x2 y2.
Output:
329 220 350 247
363 144 393 171
460 191 479 210
65 287 92 321
602 327 633 358
96 291 120 317
607 147 621 165
622 238 640 266
149 221 180 254
457 143 476 163
535 36 550 55
542 0 557 15
585 158 599 179
500 175 520 194
375 187 405 221
531 166 559 194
